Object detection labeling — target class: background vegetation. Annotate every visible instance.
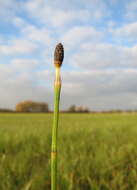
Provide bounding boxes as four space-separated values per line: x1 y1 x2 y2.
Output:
16 101 49 112
0 113 137 190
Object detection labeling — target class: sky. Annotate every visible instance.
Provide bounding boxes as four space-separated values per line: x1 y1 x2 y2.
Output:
0 0 137 111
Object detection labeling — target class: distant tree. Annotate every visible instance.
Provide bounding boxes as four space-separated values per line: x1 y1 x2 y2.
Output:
16 100 49 112
68 105 76 112
76 106 90 113
0 108 14 112
68 105 90 113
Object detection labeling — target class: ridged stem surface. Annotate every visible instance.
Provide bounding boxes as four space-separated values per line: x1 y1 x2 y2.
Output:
51 67 61 190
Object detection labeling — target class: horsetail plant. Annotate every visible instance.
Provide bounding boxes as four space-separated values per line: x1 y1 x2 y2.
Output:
51 43 64 190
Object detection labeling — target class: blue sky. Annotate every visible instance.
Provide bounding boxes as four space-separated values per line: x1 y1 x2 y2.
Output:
0 0 137 111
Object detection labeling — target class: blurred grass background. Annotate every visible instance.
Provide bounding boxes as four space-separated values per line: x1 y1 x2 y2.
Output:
0 113 137 190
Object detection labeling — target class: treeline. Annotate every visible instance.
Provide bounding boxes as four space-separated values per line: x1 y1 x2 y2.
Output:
16 100 49 113
15 102 90 113
0 101 91 113
0 109 14 112
67 105 90 113
0 101 49 113
0 100 137 113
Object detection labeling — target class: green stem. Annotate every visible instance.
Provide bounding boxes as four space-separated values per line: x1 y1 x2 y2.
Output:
51 67 61 190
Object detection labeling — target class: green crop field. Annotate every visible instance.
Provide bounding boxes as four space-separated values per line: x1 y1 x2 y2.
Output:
0 113 137 190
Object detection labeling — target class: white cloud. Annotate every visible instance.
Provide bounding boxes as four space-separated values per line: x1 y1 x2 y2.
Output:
51 9 90 27
13 17 28 28
0 60 137 111
25 0 82 27
0 62 52 109
60 69 137 110
70 43 137 69
0 39 38 56
23 26 52 45
0 64 14 80
125 0 137 20
113 22 137 41
24 0 109 27
13 17 53 46
0 76 52 110
61 26 103 49
0 0 20 22
11 59 39 71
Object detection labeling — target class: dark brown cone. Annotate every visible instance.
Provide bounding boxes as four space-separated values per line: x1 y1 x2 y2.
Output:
54 43 64 67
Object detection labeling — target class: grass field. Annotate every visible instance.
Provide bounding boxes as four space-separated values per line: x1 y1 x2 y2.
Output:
0 113 137 190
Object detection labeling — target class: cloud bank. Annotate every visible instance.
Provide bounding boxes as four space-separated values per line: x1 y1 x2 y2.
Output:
0 0 137 111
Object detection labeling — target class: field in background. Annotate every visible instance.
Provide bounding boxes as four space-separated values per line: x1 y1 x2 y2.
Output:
0 113 137 190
